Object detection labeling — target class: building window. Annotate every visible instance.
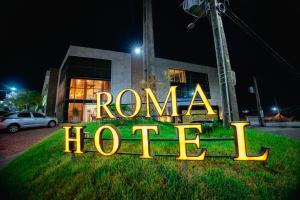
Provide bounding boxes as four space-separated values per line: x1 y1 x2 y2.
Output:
68 103 83 122
167 69 210 99
69 79 110 100
75 88 85 99
168 69 187 83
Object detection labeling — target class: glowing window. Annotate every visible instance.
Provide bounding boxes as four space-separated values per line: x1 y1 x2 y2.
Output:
94 80 102 89
168 69 210 99
86 80 94 89
76 79 85 88
69 79 110 100
74 88 84 99
69 88 75 99
86 89 94 100
168 69 187 83
68 103 84 122
70 79 76 87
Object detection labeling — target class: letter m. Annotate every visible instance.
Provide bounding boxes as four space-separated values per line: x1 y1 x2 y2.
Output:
145 86 179 117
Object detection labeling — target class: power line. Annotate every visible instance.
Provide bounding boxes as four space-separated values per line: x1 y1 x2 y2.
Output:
222 7 300 79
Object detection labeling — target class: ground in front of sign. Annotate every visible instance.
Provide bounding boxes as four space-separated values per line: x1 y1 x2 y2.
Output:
0 119 299 199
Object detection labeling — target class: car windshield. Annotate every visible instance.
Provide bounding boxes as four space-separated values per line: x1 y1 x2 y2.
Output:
2 113 16 118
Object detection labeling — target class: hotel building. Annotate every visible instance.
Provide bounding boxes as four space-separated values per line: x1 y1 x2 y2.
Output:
42 45 224 123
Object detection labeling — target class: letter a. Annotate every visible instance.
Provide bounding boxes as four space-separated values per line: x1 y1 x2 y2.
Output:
186 83 216 116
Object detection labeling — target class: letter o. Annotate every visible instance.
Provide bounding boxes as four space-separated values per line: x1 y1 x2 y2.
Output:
116 89 142 118
94 125 121 156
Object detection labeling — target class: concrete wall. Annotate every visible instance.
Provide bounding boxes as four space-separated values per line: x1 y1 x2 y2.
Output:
154 57 221 107
46 68 59 117
62 46 132 103
56 45 221 109
42 68 58 117
42 70 50 97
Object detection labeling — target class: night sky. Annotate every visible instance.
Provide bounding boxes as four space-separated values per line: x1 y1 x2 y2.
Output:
1 0 299 112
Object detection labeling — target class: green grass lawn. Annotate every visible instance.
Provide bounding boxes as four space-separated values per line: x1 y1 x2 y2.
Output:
0 118 300 200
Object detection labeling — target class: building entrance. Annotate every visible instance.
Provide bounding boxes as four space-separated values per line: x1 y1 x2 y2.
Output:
83 104 97 122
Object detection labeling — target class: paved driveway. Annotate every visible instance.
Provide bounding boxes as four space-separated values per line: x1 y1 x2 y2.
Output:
251 127 300 139
0 127 59 169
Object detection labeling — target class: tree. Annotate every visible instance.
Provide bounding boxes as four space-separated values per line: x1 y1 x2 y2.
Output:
1 91 18 111
139 71 173 122
9 90 43 112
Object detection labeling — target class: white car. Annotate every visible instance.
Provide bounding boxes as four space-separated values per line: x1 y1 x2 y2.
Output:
0 112 58 133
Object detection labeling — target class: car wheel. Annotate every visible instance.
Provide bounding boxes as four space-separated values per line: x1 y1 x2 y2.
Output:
48 121 56 128
7 124 19 133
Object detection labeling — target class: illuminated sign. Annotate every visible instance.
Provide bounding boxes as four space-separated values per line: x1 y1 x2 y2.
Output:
64 83 269 161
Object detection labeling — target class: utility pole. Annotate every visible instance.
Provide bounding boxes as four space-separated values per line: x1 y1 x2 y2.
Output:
253 76 265 126
208 0 239 124
143 0 156 89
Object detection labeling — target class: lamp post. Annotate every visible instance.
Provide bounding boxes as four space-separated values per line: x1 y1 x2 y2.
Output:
252 76 265 126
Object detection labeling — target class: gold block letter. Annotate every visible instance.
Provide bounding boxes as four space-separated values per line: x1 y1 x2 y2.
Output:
116 89 142 118
132 125 159 159
231 122 269 161
175 124 206 161
145 86 179 117
186 83 216 116
96 92 116 119
94 125 121 156
64 126 84 154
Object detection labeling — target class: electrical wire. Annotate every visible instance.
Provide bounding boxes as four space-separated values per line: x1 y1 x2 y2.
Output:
222 8 300 79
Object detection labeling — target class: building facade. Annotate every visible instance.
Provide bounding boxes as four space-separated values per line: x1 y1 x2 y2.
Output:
42 68 59 117
47 45 222 123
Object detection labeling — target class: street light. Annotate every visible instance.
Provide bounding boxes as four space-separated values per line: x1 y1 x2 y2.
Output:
10 87 17 92
133 47 142 55
271 107 278 112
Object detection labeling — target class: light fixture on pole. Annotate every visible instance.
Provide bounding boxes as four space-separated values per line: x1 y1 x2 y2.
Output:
182 0 240 125
10 87 17 92
133 47 142 55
